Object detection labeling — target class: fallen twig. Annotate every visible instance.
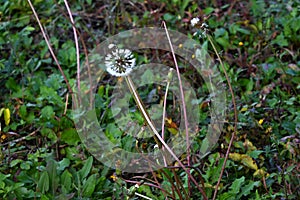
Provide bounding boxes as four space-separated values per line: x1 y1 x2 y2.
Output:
0 128 40 147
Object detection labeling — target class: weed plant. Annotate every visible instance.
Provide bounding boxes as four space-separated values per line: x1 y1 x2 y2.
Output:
0 0 299 199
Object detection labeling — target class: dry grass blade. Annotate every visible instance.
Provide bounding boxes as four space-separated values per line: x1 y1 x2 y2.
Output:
63 0 81 95
206 35 238 200
162 21 207 199
125 75 207 199
27 0 73 95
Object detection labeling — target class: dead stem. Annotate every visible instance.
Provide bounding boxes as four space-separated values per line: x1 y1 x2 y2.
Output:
207 35 238 200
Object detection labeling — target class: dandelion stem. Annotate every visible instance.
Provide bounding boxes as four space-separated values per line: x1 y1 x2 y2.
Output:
124 77 207 200
125 76 161 148
161 68 174 167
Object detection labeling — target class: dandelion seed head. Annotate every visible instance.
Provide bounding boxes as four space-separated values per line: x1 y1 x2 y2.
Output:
105 45 136 77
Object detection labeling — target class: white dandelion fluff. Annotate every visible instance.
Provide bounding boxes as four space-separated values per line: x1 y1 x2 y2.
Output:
105 44 136 77
191 17 200 27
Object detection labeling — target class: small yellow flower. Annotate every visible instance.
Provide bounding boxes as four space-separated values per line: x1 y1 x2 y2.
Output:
239 42 244 46
110 173 118 181
1 133 7 142
178 44 183 48
265 127 272 134
258 119 264 125
191 54 195 59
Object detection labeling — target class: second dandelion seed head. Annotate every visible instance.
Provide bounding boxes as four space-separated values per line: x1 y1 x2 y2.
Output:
190 17 209 38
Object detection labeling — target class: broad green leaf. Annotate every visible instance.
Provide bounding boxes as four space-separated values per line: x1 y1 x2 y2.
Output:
220 192 235 200
45 74 63 90
97 85 105 97
24 26 35 31
249 150 264 159
39 86 63 106
41 194 50 200
105 123 122 144
55 193 75 200
82 174 97 197
19 105 27 119
46 159 59 194
200 138 209 155
10 159 23 167
58 41 76 66
271 33 288 47
250 0 266 17
41 106 54 120
238 78 253 92
236 27 250 35
203 7 214 14
0 173 10 182
214 28 228 38
37 171 49 193
238 180 260 198
41 128 57 143
15 171 34 184
137 185 159 200
79 156 93 181
11 182 25 199
61 128 80 145
246 78 254 92
211 158 224 184
57 158 70 171
5 77 21 92
86 0 92 5
216 37 230 49
61 170 72 194
111 107 122 118
163 13 175 21
229 176 245 194
141 69 154 85
65 146 80 161
20 161 31 170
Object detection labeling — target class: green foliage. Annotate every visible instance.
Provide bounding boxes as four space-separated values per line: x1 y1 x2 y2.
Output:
219 177 261 200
